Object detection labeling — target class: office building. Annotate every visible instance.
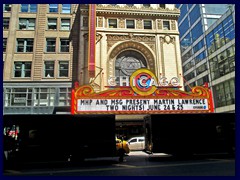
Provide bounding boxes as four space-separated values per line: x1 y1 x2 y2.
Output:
176 4 235 113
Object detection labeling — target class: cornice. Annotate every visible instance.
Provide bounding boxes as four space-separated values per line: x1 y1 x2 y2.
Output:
80 4 180 18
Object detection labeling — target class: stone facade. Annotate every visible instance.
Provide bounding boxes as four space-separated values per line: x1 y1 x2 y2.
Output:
78 4 183 92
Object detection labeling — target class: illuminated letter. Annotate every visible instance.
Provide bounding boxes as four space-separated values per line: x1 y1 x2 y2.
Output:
159 77 168 86
170 77 180 87
139 76 148 87
132 76 136 86
120 76 129 86
150 77 158 87
108 77 117 86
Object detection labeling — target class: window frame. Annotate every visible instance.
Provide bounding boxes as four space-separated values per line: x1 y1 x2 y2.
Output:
46 38 56 52
60 39 70 52
61 19 70 30
16 38 34 53
62 4 71 13
48 18 57 30
49 4 58 13
3 4 12 12
20 4 37 13
44 61 55 78
14 61 32 78
58 61 69 77
163 21 170 30
3 38 7 52
58 87 71 106
143 20 152 29
3 18 10 30
126 20 135 29
19 18 35 30
108 19 117 28
143 4 150 7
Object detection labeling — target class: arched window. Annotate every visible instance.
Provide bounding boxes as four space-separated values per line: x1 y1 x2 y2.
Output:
115 50 147 85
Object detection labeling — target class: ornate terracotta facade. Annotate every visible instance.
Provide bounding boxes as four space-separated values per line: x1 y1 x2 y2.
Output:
78 4 183 92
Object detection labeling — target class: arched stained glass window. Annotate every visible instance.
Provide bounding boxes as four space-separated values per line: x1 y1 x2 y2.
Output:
115 50 147 77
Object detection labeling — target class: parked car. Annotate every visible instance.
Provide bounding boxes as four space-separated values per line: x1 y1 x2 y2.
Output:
116 138 130 155
128 136 145 151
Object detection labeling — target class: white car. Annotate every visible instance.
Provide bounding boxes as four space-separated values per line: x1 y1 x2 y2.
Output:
127 137 145 151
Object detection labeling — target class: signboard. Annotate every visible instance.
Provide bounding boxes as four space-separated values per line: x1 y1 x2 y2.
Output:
71 69 214 114
88 4 96 78
77 99 209 112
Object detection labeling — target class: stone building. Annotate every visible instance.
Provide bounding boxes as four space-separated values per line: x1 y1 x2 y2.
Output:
3 4 183 138
78 4 183 92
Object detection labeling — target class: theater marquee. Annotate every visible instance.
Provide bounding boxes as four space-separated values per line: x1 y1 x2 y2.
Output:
71 69 214 114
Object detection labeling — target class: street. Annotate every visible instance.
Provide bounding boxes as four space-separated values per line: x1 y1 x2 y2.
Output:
3 151 235 176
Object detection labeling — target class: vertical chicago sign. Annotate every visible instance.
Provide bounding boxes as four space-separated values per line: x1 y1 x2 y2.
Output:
88 4 96 78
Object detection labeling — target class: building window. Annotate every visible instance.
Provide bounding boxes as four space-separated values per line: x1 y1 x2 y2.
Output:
48 18 57 30
159 4 165 8
144 20 152 29
191 21 203 42
196 63 208 75
189 5 201 25
197 75 209 86
59 61 69 77
3 4 11 12
3 18 10 30
183 60 195 72
19 18 35 30
58 88 71 106
44 61 54 78
209 57 219 80
4 88 32 107
195 51 206 64
182 50 192 63
227 46 235 72
184 71 195 82
115 50 147 85
20 4 37 13
34 88 55 106
179 18 190 37
143 4 150 7
205 4 229 15
49 4 58 13
61 19 70 30
218 51 229 76
46 38 56 52
60 39 70 52
163 21 170 30
62 4 71 13
3 38 7 52
180 33 192 53
206 15 234 55
223 15 235 43
126 20 135 29
109 19 117 28
209 45 235 81
16 38 34 52
14 62 32 78
213 79 235 108
193 39 204 53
